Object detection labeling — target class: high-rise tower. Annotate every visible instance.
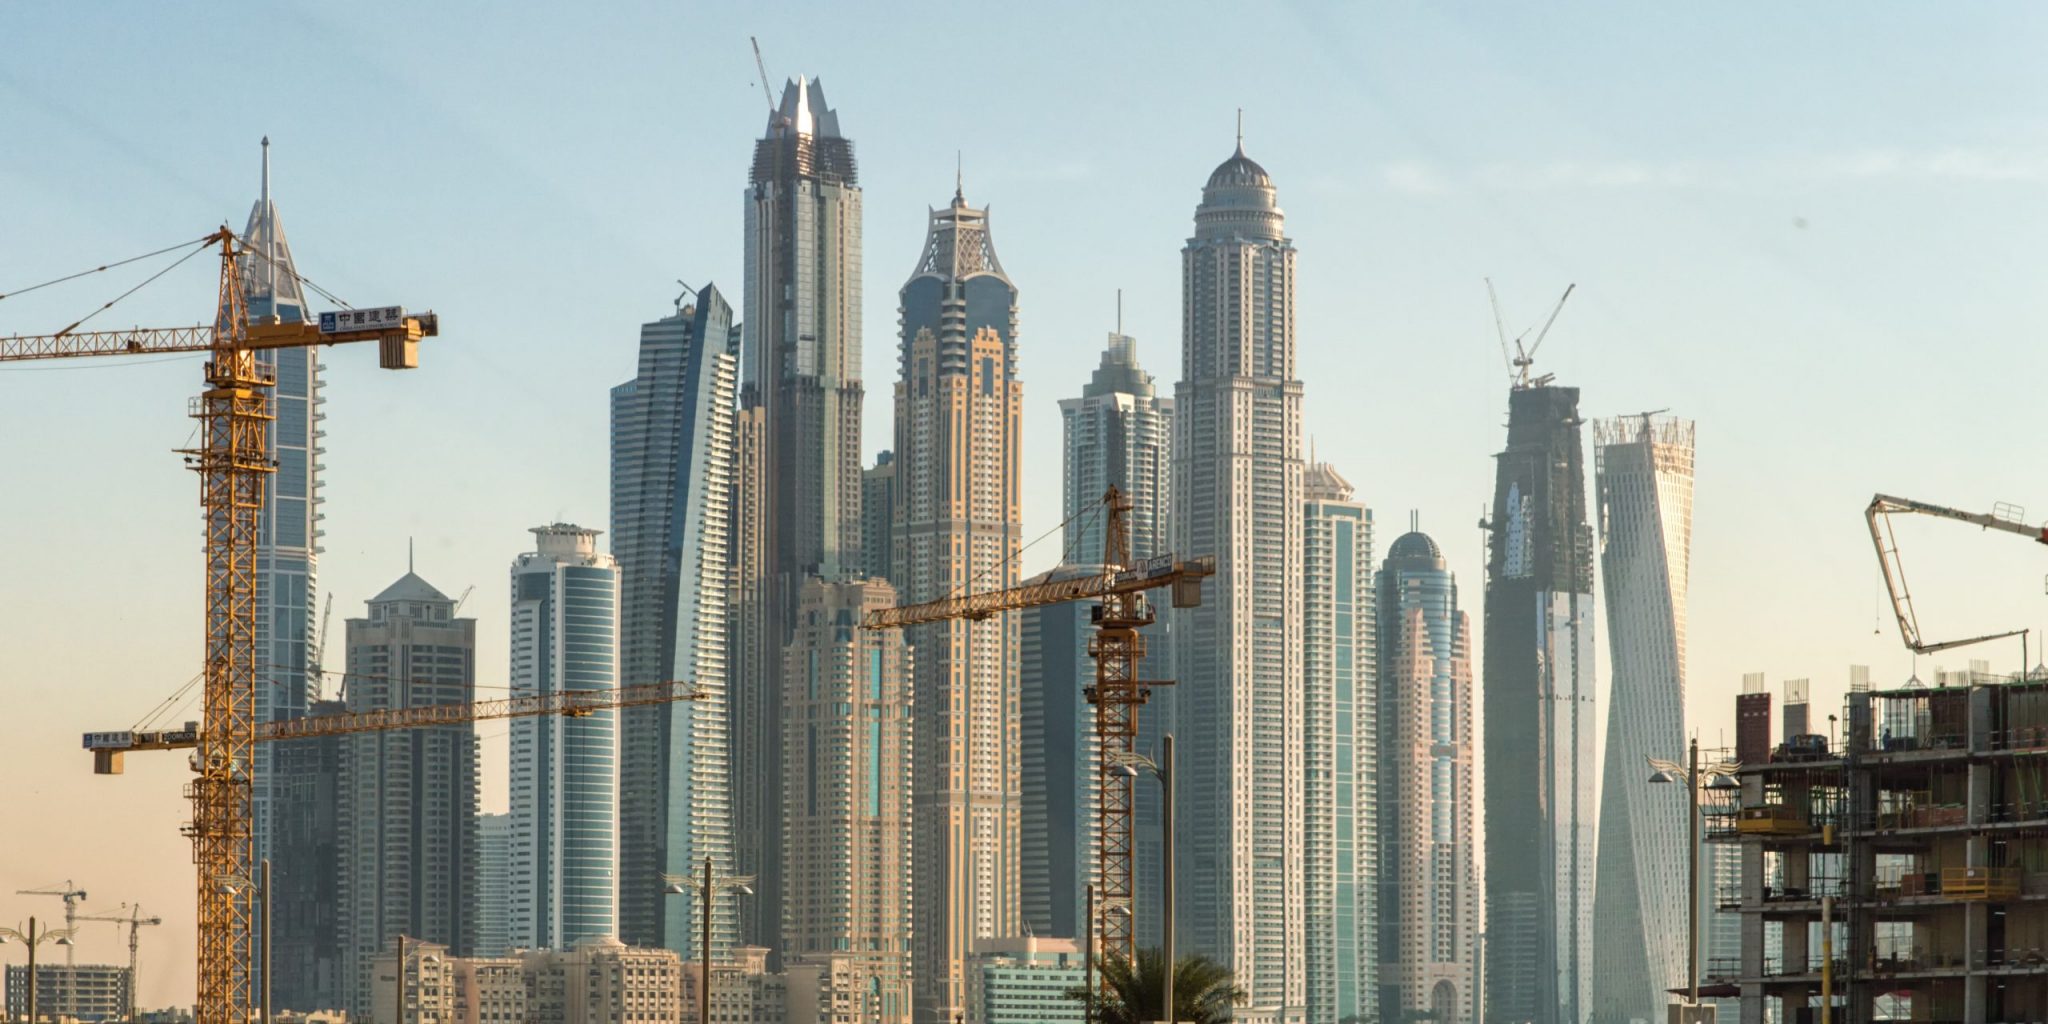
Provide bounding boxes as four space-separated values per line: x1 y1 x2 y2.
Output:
1482 384 1598 1024
735 77 865 955
893 184 1021 1024
613 285 741 956
243 137 322 891
1304 463 1376 1024
509 524 621 951
1172 136 1305 1020
1377 527 1477 1024
1058 332 1173 564
337 571 478 1017
1589 415 1695 1024
780 577 914 1023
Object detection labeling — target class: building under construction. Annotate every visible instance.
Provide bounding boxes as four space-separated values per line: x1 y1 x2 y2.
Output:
1706 665 2048 1024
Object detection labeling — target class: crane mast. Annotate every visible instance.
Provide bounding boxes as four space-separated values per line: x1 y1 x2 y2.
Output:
75 905 162 1022
1867 492 2048 654
862 487 1213 967
4 227 437 1024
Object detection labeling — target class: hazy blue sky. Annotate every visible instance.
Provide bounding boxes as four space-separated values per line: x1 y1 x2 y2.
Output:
3 2 2045 1005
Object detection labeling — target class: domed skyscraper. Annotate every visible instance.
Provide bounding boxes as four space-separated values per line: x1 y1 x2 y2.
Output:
1172 127 1308 1022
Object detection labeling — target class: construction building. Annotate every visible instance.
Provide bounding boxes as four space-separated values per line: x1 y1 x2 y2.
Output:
1706 665 2048 1024
4 964 132 1023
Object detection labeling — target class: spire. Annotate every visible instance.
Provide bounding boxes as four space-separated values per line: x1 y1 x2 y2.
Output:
1235 107 1244 155
261 136 271 205
955 150 964 206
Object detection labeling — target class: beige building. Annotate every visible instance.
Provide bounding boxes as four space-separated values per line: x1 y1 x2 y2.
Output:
893 187 1023 1024
370 937 681 1024
781 579 914 1023
680 946 786 1024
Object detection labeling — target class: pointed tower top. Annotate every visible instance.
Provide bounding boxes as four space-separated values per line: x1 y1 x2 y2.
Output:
1236 107 1244 154
955 150 964 206
260 136 271 204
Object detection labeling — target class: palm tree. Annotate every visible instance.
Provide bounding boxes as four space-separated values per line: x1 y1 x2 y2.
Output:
1064 947 1247 1024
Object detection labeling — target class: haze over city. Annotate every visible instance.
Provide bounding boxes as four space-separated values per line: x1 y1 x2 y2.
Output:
2 3 2045 1023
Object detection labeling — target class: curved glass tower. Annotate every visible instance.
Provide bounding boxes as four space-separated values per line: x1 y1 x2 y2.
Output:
1589 415 1695 1024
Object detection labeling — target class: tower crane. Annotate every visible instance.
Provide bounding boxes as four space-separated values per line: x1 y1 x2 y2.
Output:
2 225 438 1024
15 882 87 964
1868 493 2048 654
861 487 1214 967
84 679 707 772
75 905 162 1022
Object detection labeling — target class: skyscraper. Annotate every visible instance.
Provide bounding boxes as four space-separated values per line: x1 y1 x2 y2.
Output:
735 77 865 956
861 451 897 584
243 138 322 888
612 285 740 955
780 578 914 1024
337 571 479 1017
1058 332 1172 564
1377 527 1477 1024
509 524 621 951
270 696 344 1012
1172 136 1305 1020
1045 327 1177 948
1304 463 1375 1024
477 812 512 957
1482 383 1597 1024
893 184 1021 1024
1019 566 1104 942
1589 415 1695 1024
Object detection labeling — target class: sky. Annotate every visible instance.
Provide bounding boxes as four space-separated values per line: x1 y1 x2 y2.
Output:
2 1 2046 1008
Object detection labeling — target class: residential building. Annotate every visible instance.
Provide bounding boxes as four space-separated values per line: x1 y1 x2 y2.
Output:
786 952 891 1024
779 578 913 1023
962 937 1086 1024
1055 330 1176 949
1303 463 1376 1024
367 939 456 1024
862 451 897 584
5 964 131 1023
893 183 1022 1024
1482 382 1597 1024
339 571 480 1018
682 947 786 1024
509 525 620 951
612 284 741 955
734 76 866 958
1590 415 1696 1024
243 142 322 965
450 957 526 1024
1172 136 1306 1021
524 938 684 1024
273 696 345 1011
1020 566 1105 942
476 813 510 957
1377 527 1477 1024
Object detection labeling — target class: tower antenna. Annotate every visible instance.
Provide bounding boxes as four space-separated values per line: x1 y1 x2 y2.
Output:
1236 107 1244 151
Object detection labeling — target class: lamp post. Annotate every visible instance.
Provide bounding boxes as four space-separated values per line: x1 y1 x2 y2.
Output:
1647 737 1741 1009
0 917 76 1024
217 859 272 1024
1112 734 1176 1024
664 858 752 1024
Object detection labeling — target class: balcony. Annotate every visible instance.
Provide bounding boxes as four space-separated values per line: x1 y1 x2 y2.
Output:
1941 866 2022 901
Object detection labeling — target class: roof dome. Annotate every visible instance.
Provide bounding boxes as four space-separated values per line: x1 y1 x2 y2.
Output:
1388 531 1443 562
1206 145 1271 189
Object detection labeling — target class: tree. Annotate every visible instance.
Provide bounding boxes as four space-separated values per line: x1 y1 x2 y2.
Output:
1064 947 1247 1024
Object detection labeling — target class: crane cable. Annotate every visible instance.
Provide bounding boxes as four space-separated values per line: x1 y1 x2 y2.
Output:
235 238 355 311
50 240 216 338
938 496 1105 603
0 234 216 304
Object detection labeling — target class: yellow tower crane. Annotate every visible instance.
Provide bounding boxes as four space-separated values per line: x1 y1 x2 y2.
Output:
2 226 437 1024
75 905 163 1022
860 486 1213 967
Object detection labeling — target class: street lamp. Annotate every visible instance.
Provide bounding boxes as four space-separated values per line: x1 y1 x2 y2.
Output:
662 858 753 1024
216 858 272 1024
1111 733 1177 1024
0 917 76 1024
1646 737 1741 1011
